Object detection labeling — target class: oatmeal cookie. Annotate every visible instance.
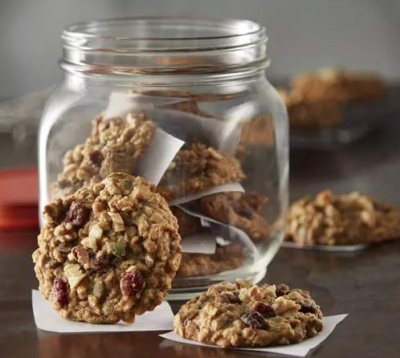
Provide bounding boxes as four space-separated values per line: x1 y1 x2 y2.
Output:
291 67 385 103
171 207 202 237
176 244 245 278
279 89 342 129
33 173 181 324
157 142 245 202
196 192 269 241
174 280 323 347
55 112 156 197
285 190 400 245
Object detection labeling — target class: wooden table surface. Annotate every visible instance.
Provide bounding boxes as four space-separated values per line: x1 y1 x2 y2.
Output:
1 109 400 358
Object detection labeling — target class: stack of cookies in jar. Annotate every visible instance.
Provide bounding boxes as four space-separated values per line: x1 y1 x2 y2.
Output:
34 88 277 316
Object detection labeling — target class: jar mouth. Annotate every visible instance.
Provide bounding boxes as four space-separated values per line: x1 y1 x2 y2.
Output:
63 17 266 51
61 17 268 77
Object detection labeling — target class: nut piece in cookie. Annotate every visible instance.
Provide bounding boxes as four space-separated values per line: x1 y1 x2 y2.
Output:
33 173 182 324
174 280 323 347
196 192 269 241
54 112 156 198
157 142 245 202
291 67 385 103
285 190 400 245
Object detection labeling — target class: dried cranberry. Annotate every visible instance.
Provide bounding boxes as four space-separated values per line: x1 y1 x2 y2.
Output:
299 304 317 314
276 283 290 297
254 303 276 318
232 202 253 219
241 311 269 330
52 278 69 307
64 203 91 228
88 150 103 167
215 292 242 304
120 271 144 296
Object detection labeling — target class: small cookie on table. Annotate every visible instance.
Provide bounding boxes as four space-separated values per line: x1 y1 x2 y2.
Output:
285 190 400 246
174 280 323 347
33 172 182 324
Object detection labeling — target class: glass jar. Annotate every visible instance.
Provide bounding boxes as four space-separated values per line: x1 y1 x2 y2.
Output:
39 18 288 299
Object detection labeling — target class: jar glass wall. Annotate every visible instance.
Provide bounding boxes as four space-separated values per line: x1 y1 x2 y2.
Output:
39 18 288 298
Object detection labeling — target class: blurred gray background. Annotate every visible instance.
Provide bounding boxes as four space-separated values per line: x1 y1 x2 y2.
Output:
1 0 400 100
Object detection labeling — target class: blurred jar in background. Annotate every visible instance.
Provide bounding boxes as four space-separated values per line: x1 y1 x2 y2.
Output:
39 17 288 298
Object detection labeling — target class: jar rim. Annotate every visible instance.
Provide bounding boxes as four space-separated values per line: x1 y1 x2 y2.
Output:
62 17 267 51
61 17 268 77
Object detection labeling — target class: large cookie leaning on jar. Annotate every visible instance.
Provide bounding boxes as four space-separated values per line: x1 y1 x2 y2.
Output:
55 112 156 197
33 172 182 324
174 280 323 347
157 142 245 202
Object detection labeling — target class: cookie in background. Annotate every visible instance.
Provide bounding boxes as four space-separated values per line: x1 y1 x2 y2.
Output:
284 190 400 248
278 67 399 148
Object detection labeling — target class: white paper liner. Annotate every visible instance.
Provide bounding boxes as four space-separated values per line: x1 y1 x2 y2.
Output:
176 205 260 261
135 128 184 185
181 233 217 254
150 108 241 155
32 290 174 333
169 183 244 206
160 314 348 357
282 241 368 252
200 217 211 227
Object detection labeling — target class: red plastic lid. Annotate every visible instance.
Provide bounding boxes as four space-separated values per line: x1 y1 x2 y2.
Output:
0 168 39 229
0 205 39 229
0 167 38 206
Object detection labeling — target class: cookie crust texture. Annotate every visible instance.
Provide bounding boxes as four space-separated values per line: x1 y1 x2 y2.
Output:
174 280 323 348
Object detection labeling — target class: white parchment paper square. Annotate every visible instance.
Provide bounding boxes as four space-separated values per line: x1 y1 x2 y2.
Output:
160 314 347 357
169 183 244 206
135 128 184 185
181 233 217 254
32 290 174 333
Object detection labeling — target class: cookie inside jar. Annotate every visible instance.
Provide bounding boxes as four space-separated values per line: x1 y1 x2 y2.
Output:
45 88 285 297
